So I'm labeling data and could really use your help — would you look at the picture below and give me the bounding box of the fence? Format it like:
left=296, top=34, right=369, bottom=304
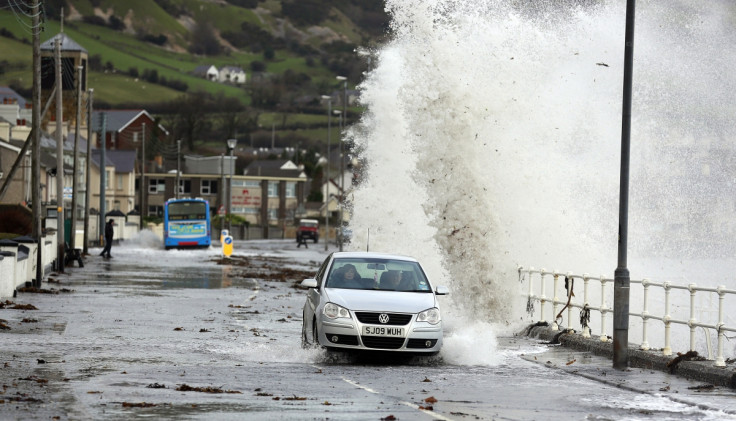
left=519, top=266, right=736, bottom=367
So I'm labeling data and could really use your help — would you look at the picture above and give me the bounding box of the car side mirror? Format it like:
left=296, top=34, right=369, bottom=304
left=301, top=279, right=318, bottom=288
left=435, top=286, right=449, bottom=295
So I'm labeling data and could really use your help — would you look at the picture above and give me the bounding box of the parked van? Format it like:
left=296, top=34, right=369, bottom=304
left=296, top=219, right=319, bottom=243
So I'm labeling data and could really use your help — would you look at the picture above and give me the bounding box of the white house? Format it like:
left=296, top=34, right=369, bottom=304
left=219, top=66, right=246, bottom=84
left=192, top=65, right=219, bottom=81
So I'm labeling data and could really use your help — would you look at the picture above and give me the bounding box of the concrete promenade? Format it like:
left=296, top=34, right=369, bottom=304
left=525, top=324, right=736, bottom=389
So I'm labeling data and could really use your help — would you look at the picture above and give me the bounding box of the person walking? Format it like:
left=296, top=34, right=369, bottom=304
left=100, top=219, right=114, bottom=258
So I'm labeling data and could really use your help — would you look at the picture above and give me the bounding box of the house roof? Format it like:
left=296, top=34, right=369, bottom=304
left=40, top=32, right=88, bottom=53
left=220, top=66, right=244, bottom=72
left=90, top=110, right=147, bottom=133
left=244, top=159, right=304, bottom=178
left=0, top=86, right=28, bottom=108
left=193, top=64, right=217, bottom=75
left=90, top=149, right=136, bottom=173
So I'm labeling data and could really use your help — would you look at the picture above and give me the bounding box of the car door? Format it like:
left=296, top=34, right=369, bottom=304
left=306, top=254, right=332, bottom=316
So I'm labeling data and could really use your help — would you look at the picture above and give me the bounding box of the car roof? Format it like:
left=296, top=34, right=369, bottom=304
left=331, top=252, right=419, bottom=263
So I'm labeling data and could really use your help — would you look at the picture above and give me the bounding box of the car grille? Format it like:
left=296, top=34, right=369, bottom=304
left=355, top=312, right=413, bottom=326
left=361, top=336, right=406, bottom=349
left=406, top=339, right=438, bottom=349
left=326, top=334, right=359, bottom=346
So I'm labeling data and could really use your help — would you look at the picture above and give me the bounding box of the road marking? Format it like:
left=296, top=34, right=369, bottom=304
left=340, top=375, right=455, bottom=421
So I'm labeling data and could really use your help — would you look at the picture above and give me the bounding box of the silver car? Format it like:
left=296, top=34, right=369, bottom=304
left=300, top=252, right=449, bottom=355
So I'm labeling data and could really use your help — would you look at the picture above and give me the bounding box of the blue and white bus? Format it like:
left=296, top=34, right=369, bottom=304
left=163, top=198, right=211, bottom=249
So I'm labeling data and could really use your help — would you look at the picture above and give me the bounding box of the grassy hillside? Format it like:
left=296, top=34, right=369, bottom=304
left=0, top=0, right=380, bottom=149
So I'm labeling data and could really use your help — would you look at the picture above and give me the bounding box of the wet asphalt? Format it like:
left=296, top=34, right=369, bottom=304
left=1, top=239, right=736, bottom=420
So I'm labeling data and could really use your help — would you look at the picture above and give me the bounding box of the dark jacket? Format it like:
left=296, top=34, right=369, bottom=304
left=105, top=221, right=114, bottom=240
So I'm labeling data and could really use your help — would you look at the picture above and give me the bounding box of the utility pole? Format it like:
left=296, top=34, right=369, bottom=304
left=613, top=0, right=636, bottom=370
left=70, top=65, right=82, bottom=252
left=139, top=122, right=146, bottom=229
left=31, top=0, right=42, bottom=287
left=83, top=89, right=93, bottom=255
left=55, top=37, right=65, bottom=273
left=99, top=112, right=107, bottom=246
left=336, top=76, right=347, bottom=251
left=176, top=139, right=181, bottom=199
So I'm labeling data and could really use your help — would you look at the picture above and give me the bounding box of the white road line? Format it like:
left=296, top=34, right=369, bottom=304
left=340, top=376, right=455, bottom=421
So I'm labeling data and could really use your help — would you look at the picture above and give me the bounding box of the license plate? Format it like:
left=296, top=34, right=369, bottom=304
left=362, top=325, right=404, bottom=337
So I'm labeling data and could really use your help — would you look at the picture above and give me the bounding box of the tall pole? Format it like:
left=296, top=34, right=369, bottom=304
left=31, top=0, right=42, bottom=287
left=613, top=0, right=636, bottom=370
left=228, top=147, right=234, bottom=232
left=70, top=65, right=82, bottom=251
left=55, top=37, right=65, bottom=273
left=176, top=139, right=181, bottom=199
left=337, top=76, right=347, bottom=251
left=99, top=112, right=107, bottom=246
left=139, top=122, right=146, bottom=229
left=220, top=152, right=225, bottom=236
left=83, top=89, right=93, bottom=255
left=322, top=96, right=332, bottom=252
left=226, top=139, right=237, bottom=232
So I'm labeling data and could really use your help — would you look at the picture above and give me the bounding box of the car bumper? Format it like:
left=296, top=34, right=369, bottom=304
left=316, top=314, right=443, bottom=353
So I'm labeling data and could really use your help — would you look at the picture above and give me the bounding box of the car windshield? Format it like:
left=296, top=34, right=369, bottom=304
left=326, top=257, right=432, bottom=292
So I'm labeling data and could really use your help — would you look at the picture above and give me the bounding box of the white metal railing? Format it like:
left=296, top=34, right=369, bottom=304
left=519, top=266, right=736, bottom=367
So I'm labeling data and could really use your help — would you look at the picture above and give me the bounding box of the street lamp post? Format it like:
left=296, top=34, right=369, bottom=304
left=336, top=76, right=347, bottom=252
left=176, top=139, right=181, bottom=199
left=226, top=138, right=237, bottom=233
left=321, top=95, right=332, bottom=251
left=333, top=109, right=343, bottom=251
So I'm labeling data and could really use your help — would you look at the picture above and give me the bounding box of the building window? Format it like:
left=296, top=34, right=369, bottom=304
left=148, top=205, right=163, bottom=217
left=201, top=179, right=218, bottom=195
left=286, top=182, right=296, bottom=198
left=117, top=175, right=123, bottom=190
left=267, top=208, right=278, bottom=220
left=178, top=179, right=191, bottom=195
left=245, top=180, right=260, bottom=187
left=114, top=200, right=120, bottom=211
left=268, top=181, right=278, bottom=198
left=149, top=179, right=165, bottom=193
left=105, top=170, right=112, bottom=189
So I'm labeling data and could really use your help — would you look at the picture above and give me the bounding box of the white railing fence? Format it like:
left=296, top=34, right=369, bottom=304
left=519, top=266, right=736, bottom=367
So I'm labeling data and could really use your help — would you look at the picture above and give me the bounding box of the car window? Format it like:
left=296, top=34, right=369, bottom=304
left=325, top=257, right=432, bottom=292
left=314, top=254, right=332, bottom=288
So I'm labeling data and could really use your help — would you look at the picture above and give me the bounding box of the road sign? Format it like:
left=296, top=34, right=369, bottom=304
left=218, top=205, right=225, bottom=215
left=222, top=235, right=233, bottom=257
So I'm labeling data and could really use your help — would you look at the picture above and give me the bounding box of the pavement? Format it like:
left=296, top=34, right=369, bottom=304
left=521, top=324, right=736, bottom=416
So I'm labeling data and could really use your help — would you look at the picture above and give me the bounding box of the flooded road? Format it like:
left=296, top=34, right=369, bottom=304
left=1, top=237, right=734, bottom=420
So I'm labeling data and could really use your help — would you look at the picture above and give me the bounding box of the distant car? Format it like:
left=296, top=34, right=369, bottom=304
left=296, top=219, right=319, bottom=243
left=300, top=252, right=449, bottom=355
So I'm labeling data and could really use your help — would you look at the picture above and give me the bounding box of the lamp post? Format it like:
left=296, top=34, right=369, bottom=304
left=333, top=109, right=343, bottom=251
left=336, top=76, right=347, bottom=251
left=321, top=95, right=332, bottom=251
left=226, top=138, right=237, bottom=233
left=175, top=139, right=181, bottom=199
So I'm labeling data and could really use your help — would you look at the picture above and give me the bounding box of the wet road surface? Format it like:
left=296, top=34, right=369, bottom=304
left=1, top=238, right=735, bottom=420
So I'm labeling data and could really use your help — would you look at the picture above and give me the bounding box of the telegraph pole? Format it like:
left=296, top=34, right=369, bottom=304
left=70, top=65, right=82, bottom=251
left=176, top=139, right=181, bottom=199
left=139, top=122, right=146, bottom=229
left=99, top=112, right=107, bottom=246
left=54, top=37, right=65, bottom=273
left=83, top=89, right=93, bottom=255
left=613, top=0, right=636, bottom=370
left=31, top=0, right=42, bottom=287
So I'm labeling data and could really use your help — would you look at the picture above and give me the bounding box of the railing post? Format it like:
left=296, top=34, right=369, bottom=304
left=539, top=269, right=547, bottom=323
left=526, top=267, right=535, bottom=317
left=663, top=281, right=672, bottom=356
left=600, top=276, right=608, bottom=342
left=566, top=272, right=574, bottom=331
left=640, top=278, right=650, bottom=350
left=552, top=272, right=560, bottom=331
left=688, top=283, right=697, bottom=352
left=582, top=273, right=591, bottom=338
left=715, top=285, right=726, bottom=367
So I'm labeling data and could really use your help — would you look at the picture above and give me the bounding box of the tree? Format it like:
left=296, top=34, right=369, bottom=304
left=188, top=21, right=221, bottom=56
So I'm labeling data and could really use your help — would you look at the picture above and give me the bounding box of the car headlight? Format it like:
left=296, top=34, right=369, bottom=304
left=323, top=303, right=351, bottom=320
left=416, top=308, right=441, bottom=325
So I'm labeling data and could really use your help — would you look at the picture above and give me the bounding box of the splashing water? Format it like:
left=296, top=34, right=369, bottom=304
left=348, top=0, right=736, bottom=326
